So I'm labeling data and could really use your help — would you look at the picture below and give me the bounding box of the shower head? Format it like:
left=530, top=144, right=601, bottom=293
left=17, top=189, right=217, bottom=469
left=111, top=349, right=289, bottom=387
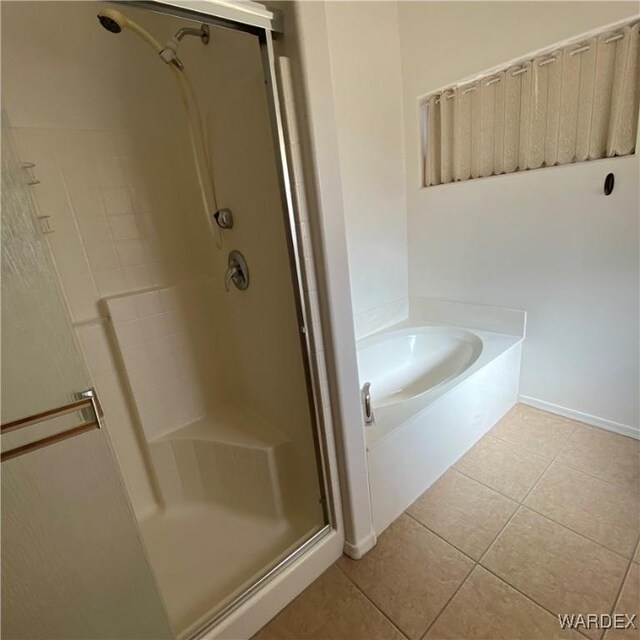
left=97, top=9, right=126, bottom=34
left=96, top=8, right=165, bottom=60
left=98, top=15, right=122, bottom=33
left=96, top=8, right=186, bottom=71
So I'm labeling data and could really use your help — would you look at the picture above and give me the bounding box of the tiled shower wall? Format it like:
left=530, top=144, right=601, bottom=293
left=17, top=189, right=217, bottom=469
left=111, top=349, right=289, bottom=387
left=13, top=124, right=210, bottom=516
left=15, top=126, right=202, bottom=321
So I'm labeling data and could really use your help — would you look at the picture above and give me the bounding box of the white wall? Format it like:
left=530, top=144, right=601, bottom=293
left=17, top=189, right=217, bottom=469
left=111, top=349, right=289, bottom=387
left=324, top=2, right=408, bottom=335
left=397, top=2, right=640, bottom=433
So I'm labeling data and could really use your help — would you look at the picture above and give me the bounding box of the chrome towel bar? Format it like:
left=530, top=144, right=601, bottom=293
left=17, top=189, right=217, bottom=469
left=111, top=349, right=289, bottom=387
left=1, top=391, right=102, bottom=462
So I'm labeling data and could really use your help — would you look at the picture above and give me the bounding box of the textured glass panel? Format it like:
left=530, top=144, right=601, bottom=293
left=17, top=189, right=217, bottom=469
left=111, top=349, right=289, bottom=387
left=1, top=112, right=91, bottom=424
left=1, top=111, right=172, bottom=640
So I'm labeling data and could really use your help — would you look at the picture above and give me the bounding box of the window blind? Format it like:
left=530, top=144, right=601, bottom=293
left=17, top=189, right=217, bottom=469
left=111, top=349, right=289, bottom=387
left=423, top=20, right=640, bottom=187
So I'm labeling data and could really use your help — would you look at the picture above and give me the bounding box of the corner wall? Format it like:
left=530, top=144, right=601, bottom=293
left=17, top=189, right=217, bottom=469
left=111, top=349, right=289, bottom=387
left=398, top=1, right=640, bottom=434
left=325, top=1, right=408, bottom=336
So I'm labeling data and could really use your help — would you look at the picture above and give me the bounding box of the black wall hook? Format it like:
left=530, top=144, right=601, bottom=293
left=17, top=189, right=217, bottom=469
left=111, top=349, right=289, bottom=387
left=604, top=173, right=615, bottom=196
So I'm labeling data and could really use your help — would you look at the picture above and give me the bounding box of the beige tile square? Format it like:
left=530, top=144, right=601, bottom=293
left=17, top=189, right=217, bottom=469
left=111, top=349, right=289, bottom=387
left=490, top=404, right=578, bottom=458
left=605, top=564, right=640, bottom=639
left=252, top=565, right=403, bottom=640
left=455, top=436, right=549, bottom=501
left=425, top=566, right=583, bottom=639
left=526, top=462, right=640, bottom=557
left=482, top=508, right=629, bottom=639
left=634, top=541, right=640, bottom=564
left=407, top=469, right=518, bottom=560
left=556, top=426, right=639, bottom=494
left=339, top=514, right=473, bottom=639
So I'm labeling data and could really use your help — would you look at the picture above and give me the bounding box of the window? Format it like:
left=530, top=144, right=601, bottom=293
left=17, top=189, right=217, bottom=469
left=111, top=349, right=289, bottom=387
left=422, top=19, right=640, bottom=187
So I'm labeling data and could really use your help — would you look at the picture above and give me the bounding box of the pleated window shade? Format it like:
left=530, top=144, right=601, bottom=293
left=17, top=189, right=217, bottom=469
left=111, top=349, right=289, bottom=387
left=423, top=20, right=640, bottom=187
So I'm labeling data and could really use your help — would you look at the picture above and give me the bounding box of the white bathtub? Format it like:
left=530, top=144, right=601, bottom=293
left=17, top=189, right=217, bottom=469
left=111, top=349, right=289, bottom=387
left=357, top=322, right=522, bottom=447
left=357, top=326, right=483, bottom=409
left=358, top=317, right=524, bottom=535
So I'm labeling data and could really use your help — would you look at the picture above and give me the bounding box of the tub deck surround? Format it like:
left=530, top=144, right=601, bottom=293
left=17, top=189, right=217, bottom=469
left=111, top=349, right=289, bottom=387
left=359, top=299, right=526, bottom=535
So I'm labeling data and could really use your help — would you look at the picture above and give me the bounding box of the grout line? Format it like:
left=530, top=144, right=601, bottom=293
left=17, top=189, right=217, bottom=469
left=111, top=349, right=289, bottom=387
left=463, top=424, right=636, bottom=638
left=408, top=510, right=589, bottom=640
left=404, top=511, right=479, bottom=563
left=516, top=504, right=634, bottom=561
left=335, top=562, right=411, bottom=640
left=601, top=532, right=640, bottom=640
left=416, top=433, right=562, bottom=636
left=487, top=424, right=578, bottom=460
left=455, top=456, right=638, bottom=519
left=453, top=466, right=528, bottom=503
left=477, top=438, right=570, bottom=564
left=479, top=441, right=636, bottom=558
left=419, top=562, right=476, bottom=640
left=551, top=459, right=640, bottom=496
left=406, top=507, right=591, bottom=639
left=451, top=467, right=633, bottom=563
left=475, top=562, right=591, bottom=640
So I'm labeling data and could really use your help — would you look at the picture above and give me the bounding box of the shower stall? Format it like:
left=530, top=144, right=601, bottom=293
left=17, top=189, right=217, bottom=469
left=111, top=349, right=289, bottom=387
left=1, top=1, right=336, bottom=637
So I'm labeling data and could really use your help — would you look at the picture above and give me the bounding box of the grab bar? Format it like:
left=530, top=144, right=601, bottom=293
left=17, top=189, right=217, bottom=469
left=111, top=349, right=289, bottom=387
left=361, top=382, right=375, bottom=426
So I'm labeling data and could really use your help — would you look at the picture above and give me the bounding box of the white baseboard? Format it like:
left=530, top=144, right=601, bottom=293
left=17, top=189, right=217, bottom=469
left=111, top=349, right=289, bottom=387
left=519, top=396, right=639, bottom=440
left=343, top=531, right=377, bottom=559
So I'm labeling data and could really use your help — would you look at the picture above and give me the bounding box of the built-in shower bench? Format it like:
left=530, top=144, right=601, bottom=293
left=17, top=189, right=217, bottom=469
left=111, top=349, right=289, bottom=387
left=103, top=286, right=295, bottom=519
left=150, top=407, right=293, bottom=519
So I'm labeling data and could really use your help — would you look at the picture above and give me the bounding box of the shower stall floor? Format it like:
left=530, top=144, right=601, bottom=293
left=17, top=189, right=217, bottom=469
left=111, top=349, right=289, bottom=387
left=140, top=502, right=321, bottom=636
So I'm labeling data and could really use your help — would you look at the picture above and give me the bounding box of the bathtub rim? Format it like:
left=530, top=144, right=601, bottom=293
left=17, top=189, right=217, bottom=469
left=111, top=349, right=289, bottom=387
left=356, top=325, right=484, bottom=409
left=358, top=320, right=524, bottom=448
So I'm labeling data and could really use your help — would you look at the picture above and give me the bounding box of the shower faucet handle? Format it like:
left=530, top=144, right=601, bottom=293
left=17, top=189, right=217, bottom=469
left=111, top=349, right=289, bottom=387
left=225, top=250, right=249, bottom=292
left=224, top=265, right=239, bottom=292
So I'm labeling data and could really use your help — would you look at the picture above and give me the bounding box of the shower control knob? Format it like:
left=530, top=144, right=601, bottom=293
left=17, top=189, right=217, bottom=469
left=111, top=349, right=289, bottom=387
left=224, top=250, right=249, bottom=292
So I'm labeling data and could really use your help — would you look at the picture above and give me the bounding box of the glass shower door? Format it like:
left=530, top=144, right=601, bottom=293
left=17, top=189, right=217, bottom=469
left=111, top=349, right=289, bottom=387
left=1, top=114, right=172, bottom=639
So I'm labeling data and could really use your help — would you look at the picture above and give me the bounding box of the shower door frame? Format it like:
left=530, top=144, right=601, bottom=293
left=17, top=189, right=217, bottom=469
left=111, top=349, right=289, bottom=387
left=120, top=1, right=339, bottom=636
